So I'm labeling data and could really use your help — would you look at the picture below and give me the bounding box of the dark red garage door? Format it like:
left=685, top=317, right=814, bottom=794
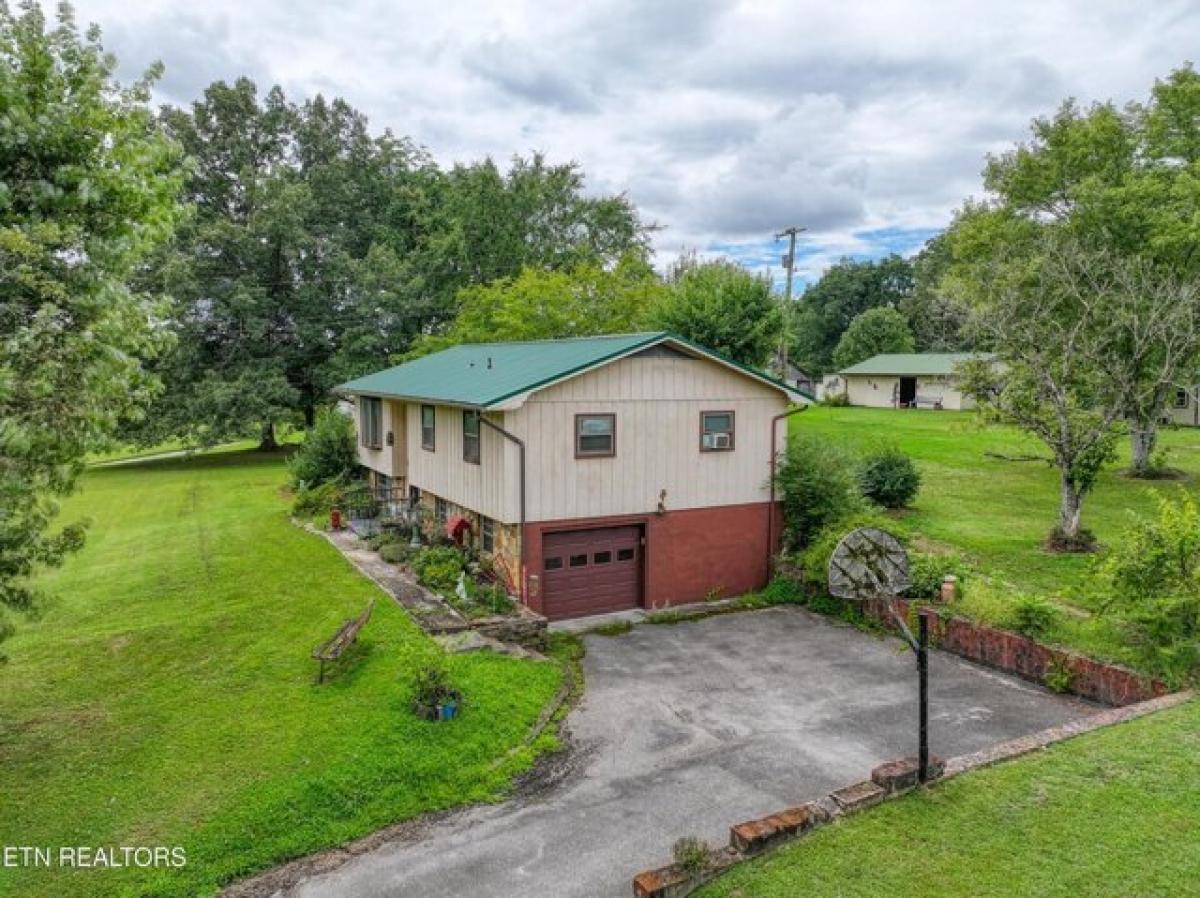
left=541, top=526, right=642, bottom=619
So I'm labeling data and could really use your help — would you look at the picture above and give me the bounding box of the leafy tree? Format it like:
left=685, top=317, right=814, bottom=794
left=775, top=431, right=864, bottom=549
left=288, top=407, right=357, bottom=488
left=971, top=65, right=1200, bottom=475
left=408, top=254, right=665, bottom=355
left=832, top=306, right=915, bottom=370
left=649, top=258, right=779, bottom=366
left=134, top=84, right=650, bottom=447
left=0, top=1, right=182, bottom=645
left=955, top=235, right=1197, bottom=548
left=899, top=234, right=971, bottom=352
left=792, top=254, right=913, bottom=374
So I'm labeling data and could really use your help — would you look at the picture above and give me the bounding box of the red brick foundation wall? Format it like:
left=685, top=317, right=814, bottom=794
left=522, top=502, right=783, bottom=618
left=862, top=597, right=1167, bottom=707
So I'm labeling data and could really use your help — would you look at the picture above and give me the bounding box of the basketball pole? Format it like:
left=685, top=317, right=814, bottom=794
left=918, top=612, right=929, bottom=783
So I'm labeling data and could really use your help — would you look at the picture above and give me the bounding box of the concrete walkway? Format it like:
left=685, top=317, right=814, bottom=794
left=287, top=606, right=1095, bottom=898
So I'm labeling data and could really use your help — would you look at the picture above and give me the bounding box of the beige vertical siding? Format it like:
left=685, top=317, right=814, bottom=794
left=403, top=403, right=519, bottom=522
left=1166, top=387, right=1199, bottom=426
left=355, top=397, right=407, bottom=477
left=505, top=354, right=789, bottom=522
left=844, top=374, right=973, bottom=410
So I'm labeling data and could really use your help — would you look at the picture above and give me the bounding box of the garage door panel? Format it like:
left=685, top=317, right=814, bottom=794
left=542, top=525, right=641, bottom=619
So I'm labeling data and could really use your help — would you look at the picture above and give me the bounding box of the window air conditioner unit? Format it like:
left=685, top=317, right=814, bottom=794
left=705, top=432, right=731, bottom=449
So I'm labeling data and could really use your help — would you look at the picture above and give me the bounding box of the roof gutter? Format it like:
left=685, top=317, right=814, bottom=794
left=476, top=414, right=528, bottom=605
left=766, top=404, right=810, bottom=578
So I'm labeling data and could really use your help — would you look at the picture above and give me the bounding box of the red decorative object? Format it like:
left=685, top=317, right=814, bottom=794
left=446, top=515, right=472, bottom=546
left=330, top=509, right=342, bottom=531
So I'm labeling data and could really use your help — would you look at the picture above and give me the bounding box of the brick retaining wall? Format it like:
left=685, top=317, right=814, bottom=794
left=860, top=596, right=1165, bottom=707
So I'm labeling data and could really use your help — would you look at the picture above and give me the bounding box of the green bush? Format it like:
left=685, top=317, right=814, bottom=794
left=776, top=432, right=865, bottom=548
left=1003, top=594, right=1061, bottom=638
left=288, top=407, right=358, bottom=488
left=672, top=837, right=714, bottom=875
left=907, top=552, right=966, bottom=599
left=799, top=511, right=898, bottom=591
left=1093, top=494, right=1200, bottom=683
left=379, top=542, right=416, bottom=565
left=857, top=444, right=921, bottom=509
left=820, top=391, right=850, bottom=407
left=412, top=546, right=467, bottom=593
left=291, top=479, right=345, bottom=517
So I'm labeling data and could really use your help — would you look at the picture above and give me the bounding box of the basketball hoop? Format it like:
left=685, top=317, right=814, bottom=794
left=829, top=527, right=932, bottom=783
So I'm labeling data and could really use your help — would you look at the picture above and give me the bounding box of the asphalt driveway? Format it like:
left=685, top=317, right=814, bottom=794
left=289, top=606, right=1096, bottom=898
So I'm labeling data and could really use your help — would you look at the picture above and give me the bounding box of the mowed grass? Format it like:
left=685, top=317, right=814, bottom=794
left=793, top=407, right=1200, bottom=666
left=696, top=697, right=1200, bottom=898
left=0, top=450, right=563, bottom=898
left=796, top=407, right=1200, bottom=595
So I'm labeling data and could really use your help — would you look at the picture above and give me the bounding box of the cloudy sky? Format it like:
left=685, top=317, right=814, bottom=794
left=65, top=0, right=1199, bottom=286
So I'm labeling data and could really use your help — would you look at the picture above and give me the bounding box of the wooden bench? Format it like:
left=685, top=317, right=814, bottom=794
left=312, top=599, right=374, bottom=683
left=911, top=394, right=944, bottom=410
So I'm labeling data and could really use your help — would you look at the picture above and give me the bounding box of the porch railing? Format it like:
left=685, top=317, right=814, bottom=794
left=341, top=482, right=416, bottom=536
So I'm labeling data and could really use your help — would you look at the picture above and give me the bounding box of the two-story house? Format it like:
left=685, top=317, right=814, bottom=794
left=337, top=332, right=810, bottom=619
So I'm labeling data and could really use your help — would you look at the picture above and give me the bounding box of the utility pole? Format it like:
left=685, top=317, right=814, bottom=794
left=775, top=226, right=805, bottom=377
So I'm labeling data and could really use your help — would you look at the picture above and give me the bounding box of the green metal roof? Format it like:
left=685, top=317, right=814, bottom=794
left=838, top=352, right=992, bottom=377
left=336, top=332, right=811, bottom=408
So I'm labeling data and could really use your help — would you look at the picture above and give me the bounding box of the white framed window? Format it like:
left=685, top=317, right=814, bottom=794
left=1174, top=388, right=1190, bottom=409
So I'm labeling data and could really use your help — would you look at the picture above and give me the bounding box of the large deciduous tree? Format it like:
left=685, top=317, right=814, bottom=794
left=650, top=258, right=780, bottom=366
left=0, top=1, right=182, bottom=642
left=407, top=254, right=665, bottom=355
left=832, top=306, right=915, bottom=370
left=956, top=235, right=1199, bottom=548
left=791, top=254, right=913, bottom=374
left=974, top=65, right=1200, bottom=475
left=134, top=81, right=649, bottom=447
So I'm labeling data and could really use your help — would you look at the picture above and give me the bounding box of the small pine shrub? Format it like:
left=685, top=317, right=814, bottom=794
left=857, top=444, right=921, bottom=509
left=821, top=392, right=851, bottom=407
left=1003, top=594, right=1061, bottom=639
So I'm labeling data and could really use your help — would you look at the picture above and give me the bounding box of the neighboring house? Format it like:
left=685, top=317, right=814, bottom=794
left=337, top=332, right=810, bottom=620
left=1165, top=385, right=1200, bottom=427
left=825, top=353, right=990, bottom=410
left=769, top=349, right=816, bottom=397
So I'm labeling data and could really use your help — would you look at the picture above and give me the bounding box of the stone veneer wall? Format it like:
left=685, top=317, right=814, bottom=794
left=861, top=596, right=1166, bottom=707
left=414, top=488, right=523, bottom=599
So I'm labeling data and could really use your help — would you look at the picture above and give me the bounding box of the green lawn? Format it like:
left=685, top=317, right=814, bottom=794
left=696, top=697, right=1200, bottom=898
left=795, top=407, right=1200, bottom=665
left=0, top=450, right=563, bottom=898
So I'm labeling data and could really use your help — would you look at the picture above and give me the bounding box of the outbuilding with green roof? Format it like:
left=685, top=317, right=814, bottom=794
left=822, top=352, right=993, bottom=410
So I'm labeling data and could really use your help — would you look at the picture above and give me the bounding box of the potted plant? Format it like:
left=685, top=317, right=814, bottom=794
left=411, top=662, right=462, bottom=722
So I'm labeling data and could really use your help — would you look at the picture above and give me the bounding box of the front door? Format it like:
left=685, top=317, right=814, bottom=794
left=899, top=377, right=917, bottom=407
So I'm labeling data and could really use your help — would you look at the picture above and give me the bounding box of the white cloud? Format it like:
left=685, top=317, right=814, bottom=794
left=63, top=0, right=1200, bottom=276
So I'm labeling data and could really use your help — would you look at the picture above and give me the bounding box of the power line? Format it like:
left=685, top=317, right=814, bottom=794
left=775, top=226, right=806, bottom=377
